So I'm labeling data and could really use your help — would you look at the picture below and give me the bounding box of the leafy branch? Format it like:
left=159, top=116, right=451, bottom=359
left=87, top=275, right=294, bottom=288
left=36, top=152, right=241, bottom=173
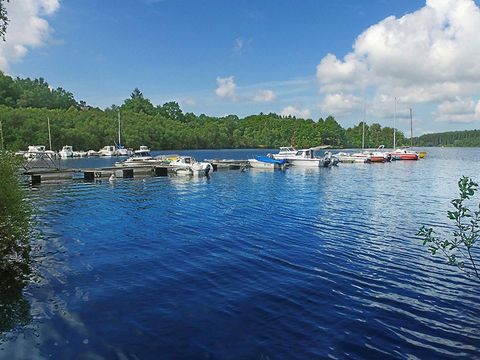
left=0, top=0, right=9, bottom=41
left=418, top=176, right=480, bottom=281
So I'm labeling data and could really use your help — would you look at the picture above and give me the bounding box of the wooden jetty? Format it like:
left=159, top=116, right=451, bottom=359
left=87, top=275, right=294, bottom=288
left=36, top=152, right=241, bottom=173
left=24, top=165, right=172, bottom=184
left=205, top=159, right=249, bottom=170
left=23, top=159, right=250, bottom=184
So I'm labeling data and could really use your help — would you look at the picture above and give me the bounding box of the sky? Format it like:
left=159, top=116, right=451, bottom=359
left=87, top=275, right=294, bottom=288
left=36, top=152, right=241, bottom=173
left=1, top=0, right=480, bottom=135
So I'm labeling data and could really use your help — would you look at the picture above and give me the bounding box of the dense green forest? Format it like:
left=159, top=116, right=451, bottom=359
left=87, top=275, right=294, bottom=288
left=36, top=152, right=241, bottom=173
left=414, top=130, right=480, bottom=147
left=0, top=71, right=407, bottom=150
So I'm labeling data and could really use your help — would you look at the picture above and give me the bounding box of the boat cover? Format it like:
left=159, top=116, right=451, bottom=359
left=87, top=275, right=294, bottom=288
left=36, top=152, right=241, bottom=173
left=255, top=156, right=286, bottom=165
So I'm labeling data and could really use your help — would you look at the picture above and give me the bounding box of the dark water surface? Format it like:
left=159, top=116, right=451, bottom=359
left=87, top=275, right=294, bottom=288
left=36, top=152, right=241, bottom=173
left=2, top=148, right=480, bottom=359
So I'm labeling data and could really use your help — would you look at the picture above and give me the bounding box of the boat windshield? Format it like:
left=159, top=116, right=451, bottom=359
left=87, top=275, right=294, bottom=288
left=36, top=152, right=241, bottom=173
left=134, top=151, right=150, bottom=157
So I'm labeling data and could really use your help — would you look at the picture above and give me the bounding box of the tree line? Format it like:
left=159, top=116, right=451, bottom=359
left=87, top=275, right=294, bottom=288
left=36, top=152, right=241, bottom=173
left=0, top=71, right=407, bottom=151
left=414, top=130, right=480, bottom=147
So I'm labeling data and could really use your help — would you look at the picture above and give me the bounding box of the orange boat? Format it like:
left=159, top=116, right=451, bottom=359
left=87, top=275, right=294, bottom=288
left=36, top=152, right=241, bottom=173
left=391, top=149, right=419, bottom=160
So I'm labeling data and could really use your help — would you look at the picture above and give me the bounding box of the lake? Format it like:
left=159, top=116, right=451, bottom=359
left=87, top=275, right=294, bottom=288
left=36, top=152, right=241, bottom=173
left=1, top=148, right=480, bottom=359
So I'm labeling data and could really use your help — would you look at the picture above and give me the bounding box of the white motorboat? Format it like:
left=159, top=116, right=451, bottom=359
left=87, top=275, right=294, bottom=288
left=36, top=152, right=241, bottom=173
left=170, top=156, right=213, bottom=176
left=137, top=145, right=150, bottom=153
left=73, top=150, right=88, bottom=157
left=115, top=147, right=134, bottom=156
left=283, top=148, right=322, bottom=167
left=59, top=145, right=74, bottom=158
left=271, top=146, right=297, bottom=160
left=114, top=147, right=154, bottom=167
left=334, top=152, right=368, bottom=163
left=98, top=145, right=116, bottom=156
left=24, top=145, right=47, bottom=159
left=23, top=145, right=57, bottom=161
left=87, top=150, right=100, bottom=157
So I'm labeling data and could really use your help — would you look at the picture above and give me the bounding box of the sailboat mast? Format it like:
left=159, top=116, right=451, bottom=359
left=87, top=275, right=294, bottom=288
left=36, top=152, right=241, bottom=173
left=393, top=97, right=397, bottom=149
left=362, top=100, right=366, bottom=150
left=117, top=110, right=121, bottom=147
left=47, top=117, right=52, bottom=150
left=410, top=108, right=413, bottom=147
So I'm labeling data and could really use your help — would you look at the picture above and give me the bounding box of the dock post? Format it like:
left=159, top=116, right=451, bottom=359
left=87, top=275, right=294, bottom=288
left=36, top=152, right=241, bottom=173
left=84, top=171, right=95, bottom=181
left=154, top=167, right=168, bottom=177
left=123, top=169, right=134, bottom=178
left=31, top=175, right=41, bottom=185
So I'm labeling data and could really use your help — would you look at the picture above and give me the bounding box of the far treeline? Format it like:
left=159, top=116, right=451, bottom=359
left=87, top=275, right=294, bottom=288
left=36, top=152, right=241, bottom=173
left=414, top=130, right=480, bottom=147
left=0, top=71, right=409, bottom=150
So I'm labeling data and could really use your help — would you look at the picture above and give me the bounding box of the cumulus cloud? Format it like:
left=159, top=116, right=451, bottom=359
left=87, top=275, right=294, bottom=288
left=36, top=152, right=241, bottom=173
left=436, top=97, right=480, bottom=122
left=215, top=76, right=237, bottom=100
left=316, top=0, right=480, bottom=105
left=0, top=0, right=60, bottom=71
left=253, top=89, right=276, bottom=102
left=280, top=106, right=311, bottom=119
left=319, top=93, right=363, bottom=116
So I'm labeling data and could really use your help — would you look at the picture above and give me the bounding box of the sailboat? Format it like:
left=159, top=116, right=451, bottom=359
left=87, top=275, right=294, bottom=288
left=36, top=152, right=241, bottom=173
left=115, top=111, right=133, bottom=156
left=350, top=101, right=390, bottom=163
left=390, top=105, right=419, bottom=160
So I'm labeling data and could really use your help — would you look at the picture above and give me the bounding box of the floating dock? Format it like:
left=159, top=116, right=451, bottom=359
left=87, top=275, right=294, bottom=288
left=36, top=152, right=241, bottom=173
left=24, top=165, right=173, bottom=184
left=22, top=159, right=250, bottom=184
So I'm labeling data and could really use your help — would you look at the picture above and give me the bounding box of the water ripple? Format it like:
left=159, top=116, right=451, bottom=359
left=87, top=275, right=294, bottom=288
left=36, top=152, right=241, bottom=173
left=2, top=148, right=480, bottom=359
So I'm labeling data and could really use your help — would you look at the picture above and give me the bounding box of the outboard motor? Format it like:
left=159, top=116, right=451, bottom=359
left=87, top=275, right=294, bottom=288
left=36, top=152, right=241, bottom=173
left=205, top=163, right=213, bottom=176
left=323, top=151, right=332, bottom=167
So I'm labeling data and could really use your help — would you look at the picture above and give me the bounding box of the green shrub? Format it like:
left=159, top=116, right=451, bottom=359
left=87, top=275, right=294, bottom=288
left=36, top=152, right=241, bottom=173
left=418, top=176, right=479, bottom=281
left=0, top=151, right=31, bottom=287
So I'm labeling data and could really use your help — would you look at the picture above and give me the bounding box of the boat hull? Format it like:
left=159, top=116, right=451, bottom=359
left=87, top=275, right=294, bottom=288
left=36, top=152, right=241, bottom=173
left=248, top=159, right=275, bottom=169
left=286, top=158, right=321, bottom=167
left=394, top=153, right=418, bottom=160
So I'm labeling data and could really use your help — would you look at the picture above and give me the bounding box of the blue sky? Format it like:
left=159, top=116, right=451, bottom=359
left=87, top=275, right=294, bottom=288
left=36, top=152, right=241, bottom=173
left=2, top=0, right=480, bottom=135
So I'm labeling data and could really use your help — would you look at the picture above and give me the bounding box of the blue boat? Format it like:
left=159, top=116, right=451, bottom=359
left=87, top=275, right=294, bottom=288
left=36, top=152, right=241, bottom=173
left=248, top=156, right=286, bottom=169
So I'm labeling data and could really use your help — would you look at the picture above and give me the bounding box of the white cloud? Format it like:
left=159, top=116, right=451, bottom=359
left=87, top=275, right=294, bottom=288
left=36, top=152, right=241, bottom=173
left=316, top=0, right=480, bottom=105
left=280, top=106, right=311, bottom=119
left=215, top=76, right=237, bottom=100
left=436, top=97, right=480, bottom=122
left=319, top=93, right=363, bottom=116
left=253, top=89, right=276, bottom=102
left=232, top=37, right=252, bottom=55
left=0, top=0, right=60, bottom=71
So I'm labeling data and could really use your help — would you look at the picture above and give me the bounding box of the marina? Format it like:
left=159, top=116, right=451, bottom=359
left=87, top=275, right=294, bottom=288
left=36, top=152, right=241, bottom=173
left=2, top=0, right=480, bottom=358
left=21, top=146, right=427, bottom=184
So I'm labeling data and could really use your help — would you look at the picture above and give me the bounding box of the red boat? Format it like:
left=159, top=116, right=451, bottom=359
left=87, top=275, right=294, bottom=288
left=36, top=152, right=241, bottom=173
left=391, top=149, right=419, bottom=160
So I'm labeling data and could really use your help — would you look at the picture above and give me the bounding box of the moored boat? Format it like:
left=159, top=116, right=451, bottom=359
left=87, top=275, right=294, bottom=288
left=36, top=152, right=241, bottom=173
left=390, top=148, right=419, bottom=160
left=115, top=147, right=134, bottom=156
left=271, top=146, right=297, bottom=160
left=334, top=152, right=368, bottom=163
left=115, top=146, right=154, bottom=167
left=248, top=156, right=286, bottom=170
left=283, top=148, right=322, bottom=167
left=170, top=156, right=213, bottom=176
left=87, top=150, right=100, bottom=157
left=59, top=145, right=74, bottom=158
left=98, top=145, right=116, bottom=157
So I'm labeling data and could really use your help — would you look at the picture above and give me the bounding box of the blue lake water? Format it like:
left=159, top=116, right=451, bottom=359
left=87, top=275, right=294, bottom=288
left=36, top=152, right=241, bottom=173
left=1, top=148, right=480, bottom=359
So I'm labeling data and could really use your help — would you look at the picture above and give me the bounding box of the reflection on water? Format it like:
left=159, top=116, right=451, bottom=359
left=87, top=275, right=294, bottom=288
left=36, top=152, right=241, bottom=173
left=2, top=148, right=480, bottom=359
left=0, top=275, right=31, bottom=340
